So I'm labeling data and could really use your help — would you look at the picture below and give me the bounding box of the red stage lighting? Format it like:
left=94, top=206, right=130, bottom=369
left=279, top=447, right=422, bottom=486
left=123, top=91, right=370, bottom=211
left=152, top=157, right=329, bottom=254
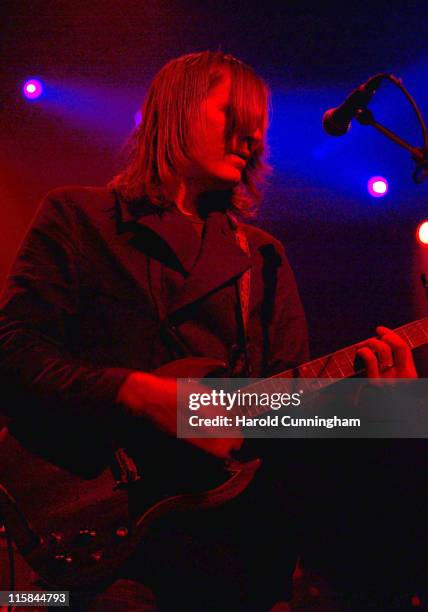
left=416, top=220, right=428, bottom=246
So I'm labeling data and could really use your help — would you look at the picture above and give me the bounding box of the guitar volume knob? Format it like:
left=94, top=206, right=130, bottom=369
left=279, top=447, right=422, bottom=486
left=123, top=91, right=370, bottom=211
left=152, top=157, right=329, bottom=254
left=72, top=528, right=97, bottom=547
left=115, top=526, right=129, bottom=538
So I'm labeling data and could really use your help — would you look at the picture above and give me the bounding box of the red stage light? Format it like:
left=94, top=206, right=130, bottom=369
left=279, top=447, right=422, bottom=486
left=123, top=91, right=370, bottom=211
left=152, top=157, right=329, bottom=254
left=416, top=220, right=428, bottom=246
left=411, top=594, right=421, bottom=607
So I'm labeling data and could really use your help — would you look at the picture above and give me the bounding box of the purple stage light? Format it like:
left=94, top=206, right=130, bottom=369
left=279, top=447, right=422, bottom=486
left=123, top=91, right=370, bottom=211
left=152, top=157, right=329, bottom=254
left=367, top=176, right=388, bottom=198
left=134, top=109, right=142, bottom=127
left=23, top=79, right=43, bottom=100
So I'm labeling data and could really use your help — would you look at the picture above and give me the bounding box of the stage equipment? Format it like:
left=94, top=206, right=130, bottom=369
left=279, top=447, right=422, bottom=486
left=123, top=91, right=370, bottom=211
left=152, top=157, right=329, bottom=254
left=323, top=73, right=428, bottom=184
left=23, top=79, right=43, bottom=100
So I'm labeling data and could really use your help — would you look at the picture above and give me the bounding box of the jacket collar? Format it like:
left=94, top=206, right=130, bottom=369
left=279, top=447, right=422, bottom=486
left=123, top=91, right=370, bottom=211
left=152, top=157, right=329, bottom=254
left=115, top=193, right=198, bottom=273
left=167, top=210, right=250, bottom=315
left=114, top=191, right=252, bottom=315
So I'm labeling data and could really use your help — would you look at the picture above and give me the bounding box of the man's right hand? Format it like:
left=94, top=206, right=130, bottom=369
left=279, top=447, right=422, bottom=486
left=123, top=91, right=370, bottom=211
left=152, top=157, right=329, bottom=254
left=116, top=371, right=242, bottom=459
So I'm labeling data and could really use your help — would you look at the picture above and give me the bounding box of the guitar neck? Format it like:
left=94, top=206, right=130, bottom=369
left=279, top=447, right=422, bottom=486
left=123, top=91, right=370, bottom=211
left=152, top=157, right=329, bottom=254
left=238, top=318, right=428, bottom=419
left=293, top=317, right=428, bottom=379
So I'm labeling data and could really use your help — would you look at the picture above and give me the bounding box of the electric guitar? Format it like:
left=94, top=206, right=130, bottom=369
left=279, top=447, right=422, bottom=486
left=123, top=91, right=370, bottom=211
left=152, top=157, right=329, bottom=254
left=0, top=317, right=427, bottom=589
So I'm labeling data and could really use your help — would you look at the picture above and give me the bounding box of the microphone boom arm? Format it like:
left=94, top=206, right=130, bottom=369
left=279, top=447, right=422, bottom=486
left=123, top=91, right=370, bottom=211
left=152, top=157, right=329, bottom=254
left=325, top=73, right=428, bottom=183
left=356, top=107, right=428, bottom=183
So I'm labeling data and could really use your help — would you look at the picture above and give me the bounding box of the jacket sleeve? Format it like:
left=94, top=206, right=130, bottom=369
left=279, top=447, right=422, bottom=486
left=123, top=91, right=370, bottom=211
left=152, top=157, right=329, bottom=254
left=0, top=190, right=133, bottom=421
left=264, top=241, right=309, bottom=375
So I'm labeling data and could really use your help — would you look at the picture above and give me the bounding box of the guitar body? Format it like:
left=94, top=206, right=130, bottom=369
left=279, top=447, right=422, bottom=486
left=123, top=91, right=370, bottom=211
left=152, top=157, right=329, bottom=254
left=0, top=357, right=261, bottom=589
left=1, top=315, right=427, bottom=589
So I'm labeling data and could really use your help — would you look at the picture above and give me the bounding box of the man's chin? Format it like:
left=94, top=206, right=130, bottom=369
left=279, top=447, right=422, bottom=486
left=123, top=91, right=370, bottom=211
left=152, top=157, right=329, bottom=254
left=191, top=170, right=242, bottom=192
left=210, top=173, right=242, bottom=189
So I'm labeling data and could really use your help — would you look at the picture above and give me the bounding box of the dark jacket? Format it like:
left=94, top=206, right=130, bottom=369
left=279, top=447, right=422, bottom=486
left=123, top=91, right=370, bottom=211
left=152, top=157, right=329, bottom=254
left=0, top=186, right=309, bottom=604
left=0, top=186, right=308, bottom=429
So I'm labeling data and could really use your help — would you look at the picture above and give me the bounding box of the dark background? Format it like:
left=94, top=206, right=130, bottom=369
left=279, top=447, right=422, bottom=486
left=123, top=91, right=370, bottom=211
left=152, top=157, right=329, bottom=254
left=1, top=2, right=428, bottom=603
left=1, top=0, right=427, bottom=368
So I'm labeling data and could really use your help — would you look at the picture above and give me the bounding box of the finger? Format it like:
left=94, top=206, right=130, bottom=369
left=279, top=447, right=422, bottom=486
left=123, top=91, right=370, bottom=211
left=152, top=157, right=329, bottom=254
left=356, top=347, right=380, bottom=378
left=363, top=338, right=394, bottom=372
left=376, top=326, right=409, bottom=370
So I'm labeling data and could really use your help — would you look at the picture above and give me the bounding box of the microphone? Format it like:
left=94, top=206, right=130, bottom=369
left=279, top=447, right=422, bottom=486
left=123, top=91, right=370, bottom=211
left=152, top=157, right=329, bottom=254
left=322, top=74, right=385, bottom=136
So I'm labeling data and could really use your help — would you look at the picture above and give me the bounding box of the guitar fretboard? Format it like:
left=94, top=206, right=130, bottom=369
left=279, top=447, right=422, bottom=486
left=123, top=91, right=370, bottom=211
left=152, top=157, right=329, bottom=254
left=235, top=318, right=428, bottom=419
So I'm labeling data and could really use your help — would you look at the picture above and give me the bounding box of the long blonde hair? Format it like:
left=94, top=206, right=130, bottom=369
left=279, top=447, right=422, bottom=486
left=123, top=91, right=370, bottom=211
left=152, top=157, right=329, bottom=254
left=110, top=51, right=271, bottom=216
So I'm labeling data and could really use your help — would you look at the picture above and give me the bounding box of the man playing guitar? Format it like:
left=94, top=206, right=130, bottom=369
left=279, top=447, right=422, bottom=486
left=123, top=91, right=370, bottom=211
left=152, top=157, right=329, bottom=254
left=0, top=51, right=419, bottom=611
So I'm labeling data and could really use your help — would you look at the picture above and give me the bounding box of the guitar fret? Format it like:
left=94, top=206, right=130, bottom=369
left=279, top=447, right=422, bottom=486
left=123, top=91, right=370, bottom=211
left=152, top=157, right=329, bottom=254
left=299, top=363, right=314, bottom=377
left=345, top=347, right=358, bottom=363
left=334, top=350, right=355, bottom=375
left=402, top=327, right=420, bottom=346
left=323, top=361, right=341, bottom=378
left=311, top=358, right=332, bottom=378
left=331, top=355, right=345, bottom=377
left=272, top=379, right=282, bottom=393
left=397, top=319, right=428, bottom=349
left=239, top=317, right=428, bottom=420
left=400, top=326, right=412, bottom=346
left=407, top=322, right=428, bottom=345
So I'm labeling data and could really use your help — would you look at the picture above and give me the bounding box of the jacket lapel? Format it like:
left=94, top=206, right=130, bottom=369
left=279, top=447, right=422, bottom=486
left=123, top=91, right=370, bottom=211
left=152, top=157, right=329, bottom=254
left=113, top=193, right=252, bottom=316
left=135, top=208, right=201, bottom=274
left=168, top=211, right=251, bottom=315
left=114, top=195, right=200, bottom=274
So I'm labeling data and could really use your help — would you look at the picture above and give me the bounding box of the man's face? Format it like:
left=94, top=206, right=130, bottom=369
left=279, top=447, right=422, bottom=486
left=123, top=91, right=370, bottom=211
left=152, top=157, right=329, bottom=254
left=184, top=72, right=262, bottom=189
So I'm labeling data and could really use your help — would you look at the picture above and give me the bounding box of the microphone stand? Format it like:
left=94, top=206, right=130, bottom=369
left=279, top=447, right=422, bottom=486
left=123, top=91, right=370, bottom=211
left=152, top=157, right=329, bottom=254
left=354, top=74, right=428, bottom=184
left=353, top=75, right=428, bottom=312
left=356, top=108, right=428, bottom=183
left=421, top=274, right=428, bottom=302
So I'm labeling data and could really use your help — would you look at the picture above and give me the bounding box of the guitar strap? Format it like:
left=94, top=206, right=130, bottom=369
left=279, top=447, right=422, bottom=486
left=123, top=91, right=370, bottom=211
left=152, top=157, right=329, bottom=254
left=235, top=226, right=251, bottom=334
left=231, top=226, right=252, bottom=377
left=112, top=447, right=140, bottom=489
